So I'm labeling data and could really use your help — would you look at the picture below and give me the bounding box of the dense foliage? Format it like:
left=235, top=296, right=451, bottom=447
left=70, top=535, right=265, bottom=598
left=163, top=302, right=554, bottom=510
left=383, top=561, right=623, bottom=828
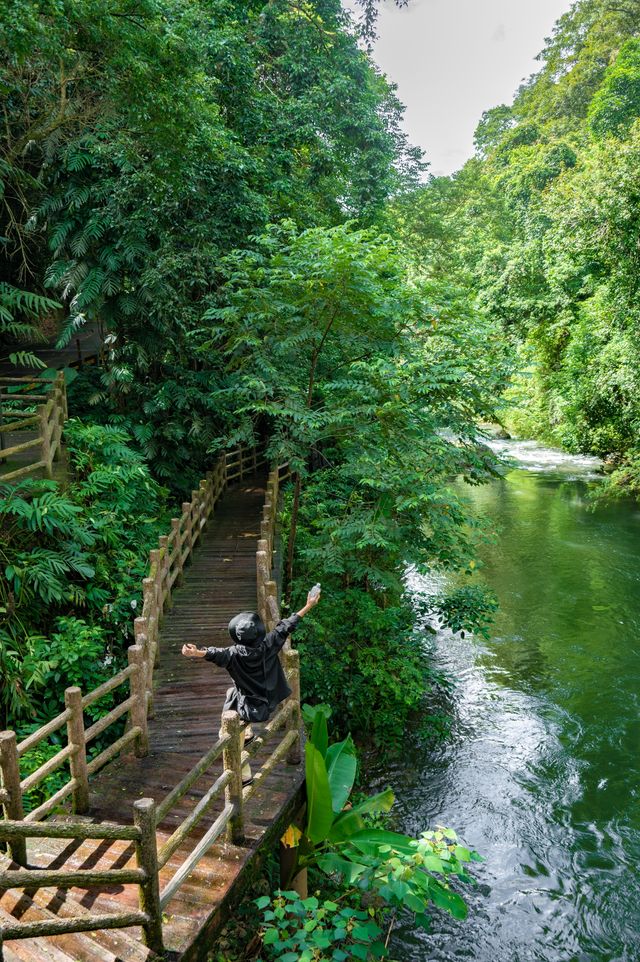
left=1, top=0, right=421, bottom=489
left=205, top=222, right=503, bottom=742
left=392, top=0, right=640, bottom=496
left=253, top=707, right=480, bottom=961
left=0, top=423, right=169, bottom=729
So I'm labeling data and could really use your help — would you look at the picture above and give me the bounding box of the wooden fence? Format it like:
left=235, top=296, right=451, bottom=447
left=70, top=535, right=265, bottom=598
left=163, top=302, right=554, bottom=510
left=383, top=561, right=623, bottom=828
left=0, top=445, right=302, bottom=956
left=256, top=462, right=292, bottom=637
left=0, top=373, right=67, bottom=483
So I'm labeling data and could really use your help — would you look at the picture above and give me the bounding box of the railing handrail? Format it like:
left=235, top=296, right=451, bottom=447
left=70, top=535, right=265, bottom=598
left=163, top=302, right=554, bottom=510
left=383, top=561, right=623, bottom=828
left=0, top=444, right=303, bottom=957
left=0, top=442, right=265, bottom=837
left=0, top=370, right=67, bottom=483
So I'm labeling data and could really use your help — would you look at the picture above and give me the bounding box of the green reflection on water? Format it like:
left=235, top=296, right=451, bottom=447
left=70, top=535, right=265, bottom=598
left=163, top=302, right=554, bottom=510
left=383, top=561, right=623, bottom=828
left=466, top=469, right=640, bottom=825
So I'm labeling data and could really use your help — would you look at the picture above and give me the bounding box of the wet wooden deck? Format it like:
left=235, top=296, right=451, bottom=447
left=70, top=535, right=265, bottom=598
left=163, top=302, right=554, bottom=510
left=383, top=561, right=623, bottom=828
left=0, top=481, right=305, bottom=961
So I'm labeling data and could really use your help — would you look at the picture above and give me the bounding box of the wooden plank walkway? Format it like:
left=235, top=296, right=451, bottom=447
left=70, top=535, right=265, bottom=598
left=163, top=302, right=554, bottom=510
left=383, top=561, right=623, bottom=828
left=0, top=480, right=305, bottom=962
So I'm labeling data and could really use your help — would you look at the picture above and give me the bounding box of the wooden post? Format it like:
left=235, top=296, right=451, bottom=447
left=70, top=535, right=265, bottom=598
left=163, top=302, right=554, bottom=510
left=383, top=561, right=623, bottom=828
left=158, top=536, right=171, bottom=609
left=60, top=373, right=68, bottom=420
left=128, top=646, right=149, bottom=757
left=64, top=687, right=90, bottom=814
left=199, top=480, right=209, bottom=529
left=134, top=617, right=154, bottom=718
left=171, top=518, right=184, bottom=586
left=221, top=711, right=244, bottom=844
left=38, top=403, right=53, bottom=479
left=182, top=501, right=194, bottom=563
left=284, top=649, right=302, bottom=765
left=265, top=580, right=279, bottom=633
left=0, top=732, right=26, bottom=865
left=142, top=577, right=155, bottom=618
left=256, top=546, right=268, bottom=622
left=149, top=549, right=162, bottom=618
left=133, top=798, right=164, bottom=954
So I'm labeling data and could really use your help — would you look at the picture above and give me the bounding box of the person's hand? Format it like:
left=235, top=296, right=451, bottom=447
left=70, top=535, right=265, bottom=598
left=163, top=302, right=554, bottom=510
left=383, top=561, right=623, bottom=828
left=182, top=644, right=205, bottom=658
left=306, top=589, right=321, bottom=608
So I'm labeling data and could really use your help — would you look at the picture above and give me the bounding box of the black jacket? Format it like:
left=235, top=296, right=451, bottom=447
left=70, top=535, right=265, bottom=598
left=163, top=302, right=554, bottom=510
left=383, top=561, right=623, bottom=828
left=204, top=614, right=299, bottom=716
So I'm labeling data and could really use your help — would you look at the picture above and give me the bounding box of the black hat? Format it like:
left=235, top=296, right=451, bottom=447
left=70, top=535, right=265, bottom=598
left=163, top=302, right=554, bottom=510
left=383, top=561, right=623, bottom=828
left=228, top=612, right=266, bottom=645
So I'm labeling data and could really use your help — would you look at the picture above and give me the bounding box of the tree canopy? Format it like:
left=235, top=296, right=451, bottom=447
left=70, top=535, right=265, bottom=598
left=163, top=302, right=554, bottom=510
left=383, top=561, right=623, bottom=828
left=391, top=0, right=640, bottom=496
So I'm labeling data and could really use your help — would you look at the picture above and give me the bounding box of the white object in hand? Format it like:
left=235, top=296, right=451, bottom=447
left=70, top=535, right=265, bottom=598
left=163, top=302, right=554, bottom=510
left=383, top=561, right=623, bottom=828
left=309, top=583, right=321, bottom=600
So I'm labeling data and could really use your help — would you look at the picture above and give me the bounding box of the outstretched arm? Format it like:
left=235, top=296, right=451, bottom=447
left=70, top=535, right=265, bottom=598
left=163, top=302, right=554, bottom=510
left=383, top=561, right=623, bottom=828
left=296, top=588, right=321, bottom=618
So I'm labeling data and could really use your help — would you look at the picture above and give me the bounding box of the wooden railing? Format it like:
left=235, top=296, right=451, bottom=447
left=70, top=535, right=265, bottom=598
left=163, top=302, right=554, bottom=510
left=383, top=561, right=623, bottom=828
left=0, top=447, right=302, bottom=955
left=0, top=373, right=67, bottom=482
left=0, top=445, right=266, bottom=852
left=256, top=462, right=291, bottom=636
left=0, top=666, right=301, bottom=954
left=0, top=801, right=161, bottom=951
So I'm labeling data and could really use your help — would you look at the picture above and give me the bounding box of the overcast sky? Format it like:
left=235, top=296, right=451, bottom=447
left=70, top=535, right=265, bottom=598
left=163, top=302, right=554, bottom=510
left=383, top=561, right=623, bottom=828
left=347, top=0, right=574, bottom=175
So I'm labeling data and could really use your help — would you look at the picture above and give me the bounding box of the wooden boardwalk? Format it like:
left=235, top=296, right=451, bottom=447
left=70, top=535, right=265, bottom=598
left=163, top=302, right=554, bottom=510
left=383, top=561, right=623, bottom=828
left=0, top=480, right=304, bottom=961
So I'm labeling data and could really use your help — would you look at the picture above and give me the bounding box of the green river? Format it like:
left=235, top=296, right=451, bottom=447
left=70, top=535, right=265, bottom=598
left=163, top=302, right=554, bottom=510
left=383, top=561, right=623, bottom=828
left=370, top=439, right=640, bottom=962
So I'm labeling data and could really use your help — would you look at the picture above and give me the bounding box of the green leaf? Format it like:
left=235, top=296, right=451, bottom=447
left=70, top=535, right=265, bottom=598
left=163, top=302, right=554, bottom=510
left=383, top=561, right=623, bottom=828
left=350, top=944, right=369, bottom=960
left=347, top=828, right=416, bottom=856
left=263, top=927, right=279, bottom=945
left=304, top=741, right=334, bottom=844
left=255, top=895, right=270, bottom=910
left=310, top=708, right=328, bottom=757
left=343, top=787, right=395, bottom=818
left=428, top=879, right=468, bottom=919
left=404, top=892, right=426, bottom=913
left=454, top=845, right=472, bottom=861
left=327, top=809, right=365, bottom=842
left=317, top=852, right=367, bottom=883
left=325, top=735, right=357, bottom=813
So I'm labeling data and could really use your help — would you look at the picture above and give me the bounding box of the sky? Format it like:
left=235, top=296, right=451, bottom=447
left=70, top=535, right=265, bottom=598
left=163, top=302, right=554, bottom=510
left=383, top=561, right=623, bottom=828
left=347, top=0, right=574, bottom=175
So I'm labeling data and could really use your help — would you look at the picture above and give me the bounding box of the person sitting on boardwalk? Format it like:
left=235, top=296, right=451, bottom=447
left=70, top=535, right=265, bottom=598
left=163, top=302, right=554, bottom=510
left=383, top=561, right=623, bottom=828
left=181, top=588, right=321, bottom=784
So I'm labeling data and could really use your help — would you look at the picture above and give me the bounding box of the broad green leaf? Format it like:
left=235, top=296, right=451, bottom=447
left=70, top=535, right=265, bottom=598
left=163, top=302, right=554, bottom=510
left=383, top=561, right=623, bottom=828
left=340, top=788, right=395, bottom=819
left=325, top=735, right=357, bottom=813
left=310, top=709, right=328, bottom=757
left=347, top=828, right=416, bottom=856
left=304, top=741, right=334, bottom=843
left=327, top=809, right=365, bottom=842
left=317, top=852, right=367, bottom=883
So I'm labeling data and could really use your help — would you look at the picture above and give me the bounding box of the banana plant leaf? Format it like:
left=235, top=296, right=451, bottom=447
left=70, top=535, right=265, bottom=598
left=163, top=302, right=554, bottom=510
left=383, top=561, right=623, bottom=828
left=345, top=828, right=417, bottom=857
left=310, top=708, right=328, bottom=758
left=327, top=809, right=366, bottom=843
left=325, top=735, right=357, bottom=813
left=317, top=852, right=367, bottom=883
left=304, top=741, right=334, bottom=844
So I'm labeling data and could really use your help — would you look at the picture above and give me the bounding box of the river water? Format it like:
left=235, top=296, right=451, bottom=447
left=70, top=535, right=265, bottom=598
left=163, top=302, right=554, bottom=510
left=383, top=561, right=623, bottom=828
left=369, top=439, right=640, bottom=962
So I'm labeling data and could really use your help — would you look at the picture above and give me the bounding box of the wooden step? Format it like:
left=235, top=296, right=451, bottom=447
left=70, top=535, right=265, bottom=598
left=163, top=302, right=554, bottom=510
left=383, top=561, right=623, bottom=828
left=0, top=886, right=155, bottom=962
